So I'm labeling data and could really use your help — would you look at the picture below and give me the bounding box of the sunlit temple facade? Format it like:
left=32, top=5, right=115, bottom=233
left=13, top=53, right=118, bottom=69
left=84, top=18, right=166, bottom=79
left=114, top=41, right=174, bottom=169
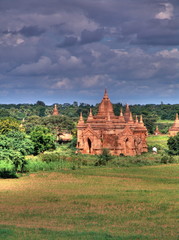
left=77, top=90, right=148, bottom=156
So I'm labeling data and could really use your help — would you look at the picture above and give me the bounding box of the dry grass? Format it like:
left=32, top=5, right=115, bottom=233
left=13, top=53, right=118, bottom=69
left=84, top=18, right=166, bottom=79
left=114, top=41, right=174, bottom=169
left=0, top=165, right=178, bottom=239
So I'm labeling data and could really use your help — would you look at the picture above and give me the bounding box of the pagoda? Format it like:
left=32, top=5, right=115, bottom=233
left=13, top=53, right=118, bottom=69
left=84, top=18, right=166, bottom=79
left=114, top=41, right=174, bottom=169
left=77, top=90, right=148, bottom=156
left=154, top=125, right=161, bottom=135
left=52, top=104, right=59, bottom=116
left=169, top=113, right=179, bottom=136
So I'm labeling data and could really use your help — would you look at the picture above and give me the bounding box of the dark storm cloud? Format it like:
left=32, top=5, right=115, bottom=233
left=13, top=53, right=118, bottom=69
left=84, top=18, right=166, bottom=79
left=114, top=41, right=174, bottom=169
left=0, top=0, right=179, bottom=104
left=80, top=29, right=104, bottom=44
left=58, top=36, right=78, bottom=48
left=19, top=26, right=46, bottom=37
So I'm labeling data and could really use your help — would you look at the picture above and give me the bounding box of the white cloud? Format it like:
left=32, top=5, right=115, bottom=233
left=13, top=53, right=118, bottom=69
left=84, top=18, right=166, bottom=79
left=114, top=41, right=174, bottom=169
left=57, top=51, right=83, bottom=69
left=81, top=74, right=111, bottom=88
left=155, top=3, right=174, bottom=20
left=156, top=48, right=179, bottom=59
left=0, top=33, right=24, bottom=46
left=51, top=78, right=72, bottom=89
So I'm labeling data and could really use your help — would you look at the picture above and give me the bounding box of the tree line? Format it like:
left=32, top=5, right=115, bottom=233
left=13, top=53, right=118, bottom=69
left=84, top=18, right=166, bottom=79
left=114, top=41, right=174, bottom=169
left=0, top=100, right=179, bottom=134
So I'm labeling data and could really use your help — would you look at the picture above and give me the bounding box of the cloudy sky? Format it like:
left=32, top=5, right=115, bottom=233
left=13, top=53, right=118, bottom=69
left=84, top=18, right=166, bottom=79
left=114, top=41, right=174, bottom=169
left=0, top=0, right=179, bottom=105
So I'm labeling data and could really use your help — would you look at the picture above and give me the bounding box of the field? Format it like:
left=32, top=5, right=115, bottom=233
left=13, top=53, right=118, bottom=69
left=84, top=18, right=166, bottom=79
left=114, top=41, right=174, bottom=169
left=0, top=164, right=178, bottom=240
left=147, top=135, right=169, bottom=150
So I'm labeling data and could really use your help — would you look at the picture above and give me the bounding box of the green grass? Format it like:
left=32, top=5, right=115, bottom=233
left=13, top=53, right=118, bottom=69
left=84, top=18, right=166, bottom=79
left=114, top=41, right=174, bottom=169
left=147, top=134, right=169, bottom=150
left=0, top=165, right=178, bottom=240
left=156, top=119, right=174, bottom=124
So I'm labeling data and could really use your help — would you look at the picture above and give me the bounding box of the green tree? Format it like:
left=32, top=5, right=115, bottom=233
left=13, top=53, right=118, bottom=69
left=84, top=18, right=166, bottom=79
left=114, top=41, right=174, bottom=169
left=0, top=118, right=20, bottom=134
left=167, top=133, right=179, bottom=155
left=0, top=131, right=34, bottom=172
left=30, top=126, right=56, bottom=155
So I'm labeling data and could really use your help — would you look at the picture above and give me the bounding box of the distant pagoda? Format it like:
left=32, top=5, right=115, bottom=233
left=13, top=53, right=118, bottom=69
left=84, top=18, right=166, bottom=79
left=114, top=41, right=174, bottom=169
left=169, top=113, right=179, bottom=136
left=154, top=125, right=161, bottom=135
left=52, top=104, right=59, bottom=116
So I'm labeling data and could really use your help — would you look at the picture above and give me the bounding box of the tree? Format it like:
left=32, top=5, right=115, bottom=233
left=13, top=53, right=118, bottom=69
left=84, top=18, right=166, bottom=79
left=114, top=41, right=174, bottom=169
left=0, top=131, right=34, bottom=172
left=0, top=118, right=20, bottom=134
left=30, top=126, right=56, bottom=155
left=167, top=133, right=179, bottom=155
left=35, top=101, right=46, bottom=106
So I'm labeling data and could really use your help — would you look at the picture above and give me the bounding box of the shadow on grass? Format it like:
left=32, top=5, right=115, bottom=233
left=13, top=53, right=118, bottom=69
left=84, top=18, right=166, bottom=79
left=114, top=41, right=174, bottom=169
left=0, top=226, right=154, bottom=240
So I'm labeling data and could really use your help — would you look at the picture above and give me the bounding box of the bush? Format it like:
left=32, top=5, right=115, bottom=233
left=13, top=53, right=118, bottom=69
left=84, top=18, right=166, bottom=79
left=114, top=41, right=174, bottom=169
left=0, top=161, right=17, bottom=178
left=0, top=149, right=26, bottom=172
left=40, top=153, right=62, bottom=163
left=167, top=133, right=179, bottom=155
left=161, top=155, right=175, bottom=164
left=95, top=148, right=112, bottom=166
left=160, top=155, right=168, bottom=164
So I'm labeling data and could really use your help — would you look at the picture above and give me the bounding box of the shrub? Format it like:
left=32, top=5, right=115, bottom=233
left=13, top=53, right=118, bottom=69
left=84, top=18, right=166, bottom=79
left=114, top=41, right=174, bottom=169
left=0, top=160, right=17, bottom=178
left=95, top=148, right=112, bottom=166
left=161, top=155, right=175, bottom=164
left=161, top=155, right=168, bottom=164
left=40, top=153, right=62, bottom=163
left=167, top=133, right=179, bottom=155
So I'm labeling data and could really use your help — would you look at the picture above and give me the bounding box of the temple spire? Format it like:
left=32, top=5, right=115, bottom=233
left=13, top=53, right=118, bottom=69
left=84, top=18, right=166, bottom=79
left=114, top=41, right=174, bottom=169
left=140, top=115, right=144, bottom=126
left=78, top=112, right=84, bottom=124
left=87, top=108, right=93, bottom=121
left=176, top=113, right=178, bottom=121
left=135, top=115, right=138, bottom=124
left=128, top=112, right=134, bottom=123
left=124, top=104, right=131, bottom=123
left=97, top=89, right=115, bottom=117
left=118, top=108, right=125, bottom=122
left=103, top=88, right=109, bottom=99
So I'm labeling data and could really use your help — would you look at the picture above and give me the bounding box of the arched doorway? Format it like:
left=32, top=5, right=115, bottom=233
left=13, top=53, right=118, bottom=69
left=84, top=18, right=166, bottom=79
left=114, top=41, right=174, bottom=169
left=87, top=138, right=92, bottom=153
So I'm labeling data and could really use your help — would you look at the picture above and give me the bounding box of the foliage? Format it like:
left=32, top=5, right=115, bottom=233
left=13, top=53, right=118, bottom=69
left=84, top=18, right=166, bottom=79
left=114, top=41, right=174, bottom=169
left=0, top=149, right=26, bottom=172
left=30, top=126, right=56, bottom=155
left=0, top=160, right=17, bottom=178
left=41, top=115, right=75, bottom=134
left=0, top=118, right=20, bottom=134
left=167, top=133, right=179, bottom=155
left=0, top=131, right=34, bottom=155
left=1, top=101, right=179, bottom=135
left=0, top=130, right=34, bottom=174
left=95, top=148, right=112, bottom=166
left=160, top=155, right=175, bottom=164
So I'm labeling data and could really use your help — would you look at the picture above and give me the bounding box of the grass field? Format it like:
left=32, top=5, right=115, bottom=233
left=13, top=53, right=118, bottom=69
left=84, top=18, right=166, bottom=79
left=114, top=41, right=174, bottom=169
left=0, top=164, right=178, bottom=240
left=147, top=134, right=169, bottom=150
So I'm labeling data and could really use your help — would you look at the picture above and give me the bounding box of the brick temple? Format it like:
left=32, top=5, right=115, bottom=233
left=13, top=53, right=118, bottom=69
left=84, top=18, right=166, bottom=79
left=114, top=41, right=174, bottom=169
left=169, top=113, right=179, bottom=136
left=77, top=90, right=148, bottom=156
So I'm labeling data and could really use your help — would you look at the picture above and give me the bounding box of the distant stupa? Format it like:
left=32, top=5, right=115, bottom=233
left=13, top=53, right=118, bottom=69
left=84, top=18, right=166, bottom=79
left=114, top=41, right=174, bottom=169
left=52, top=104, right=59, bottom=116
left=169, top=113, right=179, bottom=136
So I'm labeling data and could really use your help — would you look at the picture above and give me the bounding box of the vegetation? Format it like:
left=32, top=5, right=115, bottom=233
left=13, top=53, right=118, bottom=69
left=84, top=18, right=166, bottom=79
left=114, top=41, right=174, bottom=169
left=30, top=126, right=56, bottom=155
left=0, top=165, right=178, bottom=240
left=0, top=101, right=179, bottom=239
left=0, top=101, right=178, bottom=134
left=167, top=133, right=179, bottom=155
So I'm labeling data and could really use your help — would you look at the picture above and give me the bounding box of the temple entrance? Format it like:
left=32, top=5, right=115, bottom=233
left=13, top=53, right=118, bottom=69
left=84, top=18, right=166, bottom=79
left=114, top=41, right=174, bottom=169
left=87, top=138, right=92, bottom=153
left=125, top=138, right=130, bottom=154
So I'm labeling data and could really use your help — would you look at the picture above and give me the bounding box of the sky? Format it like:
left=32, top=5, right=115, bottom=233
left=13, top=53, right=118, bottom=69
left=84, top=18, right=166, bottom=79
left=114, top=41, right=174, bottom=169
left=0, top=0, right=179, bottom=105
